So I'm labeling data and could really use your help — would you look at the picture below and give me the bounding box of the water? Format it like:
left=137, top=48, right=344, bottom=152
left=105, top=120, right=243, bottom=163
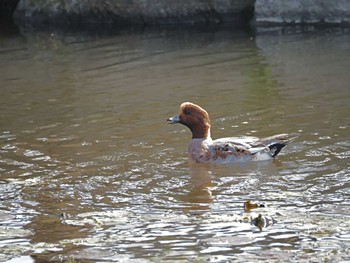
left=0, top=25, right=349, bottom=262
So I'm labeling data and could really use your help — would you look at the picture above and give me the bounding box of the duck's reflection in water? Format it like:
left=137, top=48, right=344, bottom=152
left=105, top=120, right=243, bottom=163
left=183, top=163, right=214, bottom=212
left=184, top=162, right=277, bottom=231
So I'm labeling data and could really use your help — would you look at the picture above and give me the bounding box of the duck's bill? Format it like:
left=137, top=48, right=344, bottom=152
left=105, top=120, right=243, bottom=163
left=167, top=115, right=180, bottom=124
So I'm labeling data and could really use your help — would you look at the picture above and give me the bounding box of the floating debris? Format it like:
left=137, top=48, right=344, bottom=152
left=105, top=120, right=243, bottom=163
left=244, top=200, right=265, bottom=211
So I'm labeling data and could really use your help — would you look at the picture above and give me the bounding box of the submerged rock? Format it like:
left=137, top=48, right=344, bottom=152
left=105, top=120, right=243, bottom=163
left=255, top=0, right=350, bottom=25
left=14, top=0, right=255, bottom=27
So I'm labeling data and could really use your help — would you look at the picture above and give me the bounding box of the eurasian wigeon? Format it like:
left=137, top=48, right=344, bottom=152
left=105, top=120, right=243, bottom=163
left=167, top=102, right=299, bottom=164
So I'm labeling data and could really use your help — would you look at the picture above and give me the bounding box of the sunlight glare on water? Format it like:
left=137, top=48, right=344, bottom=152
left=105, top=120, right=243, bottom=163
left=0, top=25, right=349, bottom=262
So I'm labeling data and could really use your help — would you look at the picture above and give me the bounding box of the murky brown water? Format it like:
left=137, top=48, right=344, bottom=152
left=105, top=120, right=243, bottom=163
left=0, top=25, right=349, bottom=262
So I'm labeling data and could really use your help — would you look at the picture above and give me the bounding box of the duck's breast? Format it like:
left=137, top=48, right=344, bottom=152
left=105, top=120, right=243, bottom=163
left=188, top=138, right=212, bottom=163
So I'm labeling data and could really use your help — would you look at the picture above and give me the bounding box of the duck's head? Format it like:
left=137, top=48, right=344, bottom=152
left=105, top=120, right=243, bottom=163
left=167, top=102, right=211, bottom=139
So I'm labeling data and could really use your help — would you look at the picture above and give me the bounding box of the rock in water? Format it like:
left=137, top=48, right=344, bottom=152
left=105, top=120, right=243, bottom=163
left=14, top=0, right=255, bottom=26
left=255, top=0, right=350, bottom=25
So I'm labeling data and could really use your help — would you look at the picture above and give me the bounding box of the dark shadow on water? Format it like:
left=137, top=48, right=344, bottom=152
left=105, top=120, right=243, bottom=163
left=16, top=23, right=254, bottom=40
left=0, top=16, right=20, bottom=37
left=252, top=23, right=350, bottom=36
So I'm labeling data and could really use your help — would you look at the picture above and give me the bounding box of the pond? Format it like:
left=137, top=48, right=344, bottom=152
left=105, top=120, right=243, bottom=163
left=0, top=24, right=349, bottom=262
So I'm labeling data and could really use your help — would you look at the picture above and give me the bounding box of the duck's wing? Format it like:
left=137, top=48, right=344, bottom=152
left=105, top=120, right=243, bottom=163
left=214, top=136, right=259, bottom=148
left=212, top=137, right=268, bottom=157
left=212, top=133, right=299, bottom=158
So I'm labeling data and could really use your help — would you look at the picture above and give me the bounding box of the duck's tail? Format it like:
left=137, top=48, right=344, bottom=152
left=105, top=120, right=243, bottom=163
left=254, top=133, right=300, bottom=158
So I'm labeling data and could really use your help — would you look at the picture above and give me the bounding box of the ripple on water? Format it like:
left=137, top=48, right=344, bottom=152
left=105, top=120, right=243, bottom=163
left=1, top=28, right=350, bottom=262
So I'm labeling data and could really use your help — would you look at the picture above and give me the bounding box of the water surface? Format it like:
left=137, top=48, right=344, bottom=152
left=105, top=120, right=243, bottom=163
left=0, top=26, right=349, bottom=262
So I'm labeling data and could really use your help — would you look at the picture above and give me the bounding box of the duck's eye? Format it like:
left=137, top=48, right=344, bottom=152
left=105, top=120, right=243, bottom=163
left=183, top=108, right=191, bottom=115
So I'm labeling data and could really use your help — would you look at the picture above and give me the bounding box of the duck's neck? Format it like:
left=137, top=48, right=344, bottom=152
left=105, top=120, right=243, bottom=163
left=191, top=126, right=211, bottom=139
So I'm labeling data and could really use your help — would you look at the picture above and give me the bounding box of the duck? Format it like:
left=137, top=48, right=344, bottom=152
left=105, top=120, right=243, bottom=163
left=167, top=102, right=299, bottom=164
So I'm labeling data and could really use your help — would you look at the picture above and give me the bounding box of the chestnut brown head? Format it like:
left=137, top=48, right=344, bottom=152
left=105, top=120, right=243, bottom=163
left=167, top=102, right=211, bottom=139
